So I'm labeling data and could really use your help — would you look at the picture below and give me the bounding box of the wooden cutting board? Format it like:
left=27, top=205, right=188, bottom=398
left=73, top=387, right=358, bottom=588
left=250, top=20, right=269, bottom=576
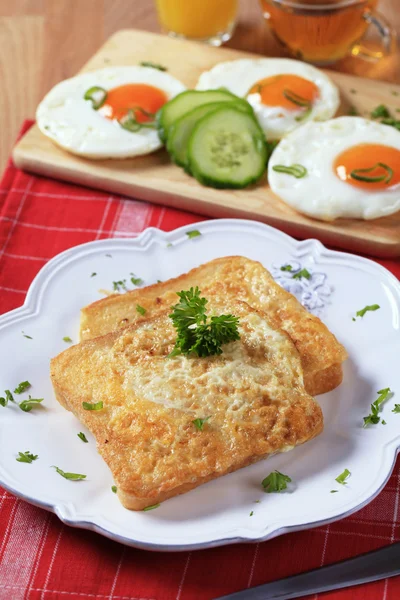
left=12, top=29, right=400, bottom=257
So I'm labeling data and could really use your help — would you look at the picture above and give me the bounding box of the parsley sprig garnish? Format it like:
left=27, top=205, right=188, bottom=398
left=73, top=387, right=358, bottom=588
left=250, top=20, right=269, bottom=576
left=169, top=288, right=240, bottom=358
left=363, top=388, right=392, bottom=427
left=262, top=470, right=292, bottom=493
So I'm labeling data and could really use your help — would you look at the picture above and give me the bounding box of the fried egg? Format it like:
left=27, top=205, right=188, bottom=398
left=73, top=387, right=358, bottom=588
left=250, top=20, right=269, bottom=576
left=196, top=58, right=339, bottom=140
left=268, top=116, right=400, bottom=221
left=36, top=66, right=186, bottom=159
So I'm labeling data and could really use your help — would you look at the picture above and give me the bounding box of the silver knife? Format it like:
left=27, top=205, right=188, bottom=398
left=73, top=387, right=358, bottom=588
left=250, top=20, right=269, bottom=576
left=214, top=542, right=400, bottom=600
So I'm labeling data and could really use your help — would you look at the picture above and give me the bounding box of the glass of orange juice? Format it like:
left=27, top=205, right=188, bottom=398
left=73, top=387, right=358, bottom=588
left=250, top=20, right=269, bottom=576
left=155, top=0, right=238, bottom=46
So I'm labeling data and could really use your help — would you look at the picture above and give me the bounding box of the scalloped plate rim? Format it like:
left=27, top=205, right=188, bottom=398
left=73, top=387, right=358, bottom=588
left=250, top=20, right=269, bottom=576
left=0, top=217, right=399, bottom=552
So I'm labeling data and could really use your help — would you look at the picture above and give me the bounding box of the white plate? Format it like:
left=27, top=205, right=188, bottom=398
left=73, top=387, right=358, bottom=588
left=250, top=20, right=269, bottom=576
left=0, top=218, right=399, bottom=552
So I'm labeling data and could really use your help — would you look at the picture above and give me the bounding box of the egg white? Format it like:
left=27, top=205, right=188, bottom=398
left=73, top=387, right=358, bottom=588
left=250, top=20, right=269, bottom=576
left=268, top=116, right=400, bottom=221
left=36, top=66, right=187, bottom=159
left=196, top=58, right=339, bottom=140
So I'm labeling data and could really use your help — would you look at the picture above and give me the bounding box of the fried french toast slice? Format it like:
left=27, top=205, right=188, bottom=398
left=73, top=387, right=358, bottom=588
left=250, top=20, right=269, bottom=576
left=80, top=256, right=347, bottom=396
left=52, top=299, right=323, bottom=510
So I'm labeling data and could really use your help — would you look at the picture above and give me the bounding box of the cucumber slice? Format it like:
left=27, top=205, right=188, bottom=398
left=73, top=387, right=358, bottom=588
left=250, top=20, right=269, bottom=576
left=157, top=89, right=241, bottom=143
left=167, top=100, right=251, bottom=172
left=188, top=106, right=267, bottom=189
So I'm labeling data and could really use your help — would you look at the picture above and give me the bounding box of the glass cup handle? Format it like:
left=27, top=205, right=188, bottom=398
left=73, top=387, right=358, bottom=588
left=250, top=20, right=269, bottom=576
left=350, top=9, right=397, bottom=62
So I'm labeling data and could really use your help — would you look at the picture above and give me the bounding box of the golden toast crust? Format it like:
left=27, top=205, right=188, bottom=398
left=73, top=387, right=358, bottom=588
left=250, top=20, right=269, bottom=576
left=52, top=300, right=323, bottom=510
left=80, top=256, right=347, bottom=396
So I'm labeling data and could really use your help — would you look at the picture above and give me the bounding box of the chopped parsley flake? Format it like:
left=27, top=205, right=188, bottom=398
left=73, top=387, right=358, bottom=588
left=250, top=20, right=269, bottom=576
left=143, top=503, right=160, bottom=511
left=355, top=304, right=380, bottom=319
left=262, top=470, right=292, bottom=493
left=91, top=272, right=97, bottom=277
left=192, top=416, right=211, bottom=431
left=166, top=243, right=173, bottom=248
left=371, top=104, right=391, bottom=119
left=280, top=264, right=293, bottom=272
left=130, top=274, right=143, bottom=286
left=140, top=61, right=167, bottom=71
left=112, top=485, right=117, bottom=493
left=382, top=420, right=387, bottom=425
left=16, top=451, right=38, bottom=464
left=369, top=105, right=400, bottom=130
left=53, top=466, right=86, bottom=480
left=22, top=332, right=32, bottom=339
left=335, top=469, right=351, bottom=485
left=254, top=500, right=261, bottom=503
left=82, top=401, right=103, bottom=411
left=63, top=336, right=73, bottom=343
left=292, top=268, right=311, bottom=280
left=77, top=432, right=88, bottom=443
left=363, top=388, right=392, bottom=427
left=113, top=280, right=127, bottom=292
left=250, top=511, right=254, bottom=516
left=0, top=390, right=15, bottom=406
left=392, top=404, right=400, bottom=413
left=186, top=230, right=201, bottom=239
left=14, top=381, right=31, bottom=394
left=348, top=106, right=359, bottom=116
left=136, top=304, right=146, bottom=316
left=330, top=490, right=338, bottom=493
left=19, top=396, right=44, bottom=412
left=169, top=287, right=240, bottom=358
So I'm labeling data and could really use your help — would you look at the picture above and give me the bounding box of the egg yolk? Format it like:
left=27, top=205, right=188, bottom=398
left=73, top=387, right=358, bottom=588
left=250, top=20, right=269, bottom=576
left=334, top=144, right=400, bottom=191
left=99, top=84, right=167, bottom=122
left=247, top=74, right=319, bottom=111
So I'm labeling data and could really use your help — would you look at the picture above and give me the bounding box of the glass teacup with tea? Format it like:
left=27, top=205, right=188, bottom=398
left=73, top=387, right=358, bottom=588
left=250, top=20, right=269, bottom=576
left=259, top=0, right=396, bottom=65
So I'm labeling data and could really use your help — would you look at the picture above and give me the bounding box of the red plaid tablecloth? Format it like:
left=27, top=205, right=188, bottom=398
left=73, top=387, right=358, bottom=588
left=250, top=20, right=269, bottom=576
left=0, top=121, right=399, bottom=600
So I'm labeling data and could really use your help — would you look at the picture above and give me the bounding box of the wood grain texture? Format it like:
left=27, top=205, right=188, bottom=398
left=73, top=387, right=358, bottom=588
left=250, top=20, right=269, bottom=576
left=13, top=29, right=400, bottom=257
left=0, top=0, right=399, bottom=175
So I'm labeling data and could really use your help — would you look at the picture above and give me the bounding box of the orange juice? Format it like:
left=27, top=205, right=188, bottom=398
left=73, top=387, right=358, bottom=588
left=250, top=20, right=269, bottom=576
left=156, top=0, right=237, bottom=41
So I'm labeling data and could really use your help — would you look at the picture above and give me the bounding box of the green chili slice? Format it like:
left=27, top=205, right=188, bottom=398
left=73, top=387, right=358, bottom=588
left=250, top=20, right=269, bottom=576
left=295, top=106, right=312, bottom=122
left=283, top=88, right=312, bottom=109
left=272, top=164, right=308, bottom=178
left=119, top=108, right=157, bottom=133
left=350, top=162, right=393, bottom=184
left=83, top=86, right=107, bottom=110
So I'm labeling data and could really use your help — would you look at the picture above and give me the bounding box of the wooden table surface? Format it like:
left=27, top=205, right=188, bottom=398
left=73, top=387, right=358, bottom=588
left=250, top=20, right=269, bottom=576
left=0, top=0, right=399, bottom=175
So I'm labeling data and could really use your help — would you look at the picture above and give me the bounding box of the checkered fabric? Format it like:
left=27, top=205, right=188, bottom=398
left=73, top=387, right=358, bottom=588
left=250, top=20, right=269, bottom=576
left=0, top=122, right=399, bottom=600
